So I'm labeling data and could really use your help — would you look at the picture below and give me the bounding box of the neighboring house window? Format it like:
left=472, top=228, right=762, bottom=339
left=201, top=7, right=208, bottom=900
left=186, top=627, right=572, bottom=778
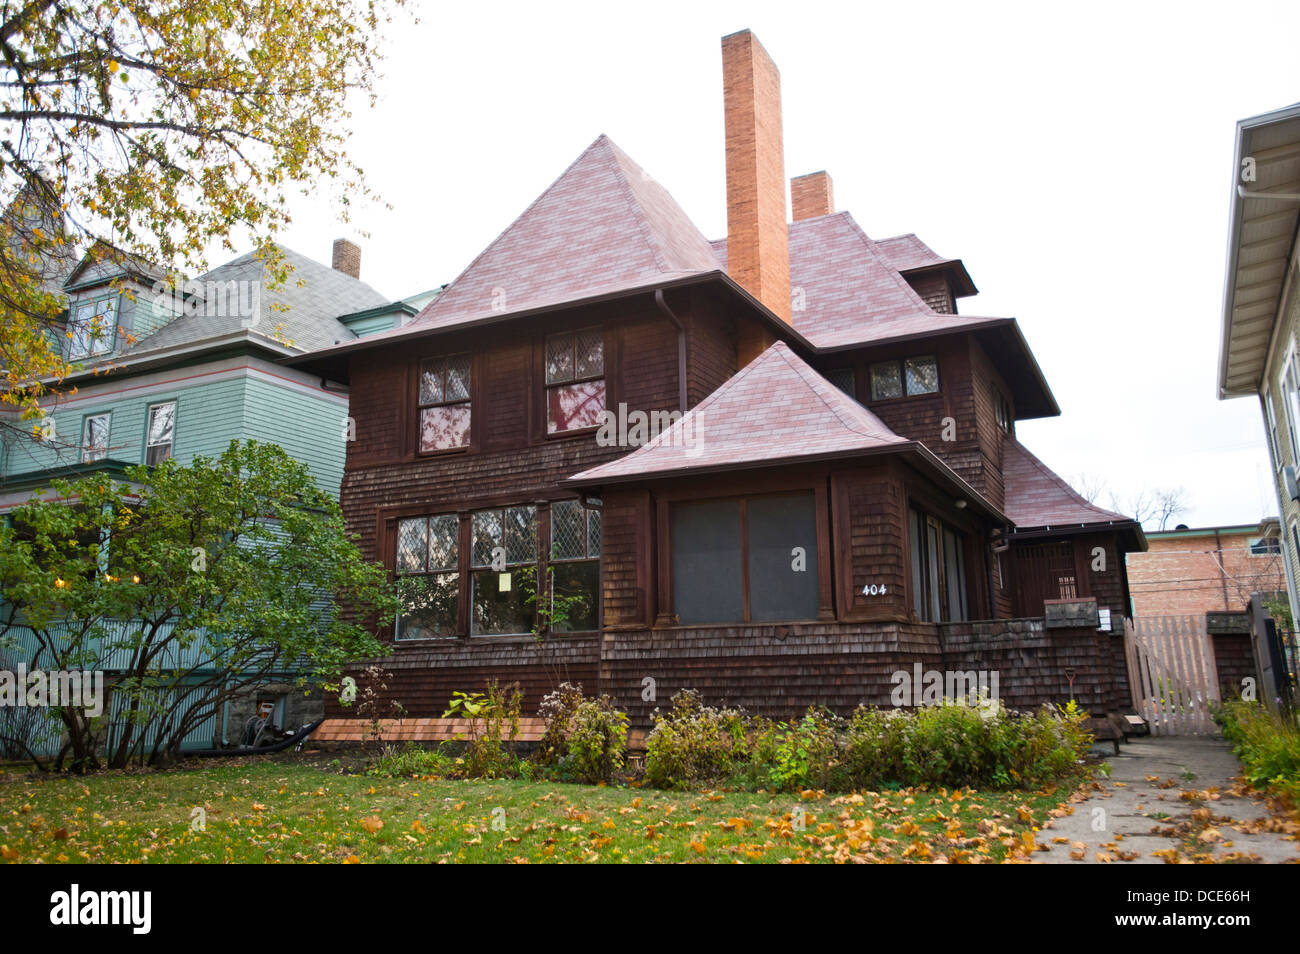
left=81, top=413, right=110, bottom=463
left=869, top=356, right=939, bottom=401
left=67, top=297, right=117, bottom=359
left=470, top=505, right=538, bottom=635
left=418, top=354, right=472, bottom=451
left=145, top=402, right=175, bottom=464
left=545, top=328, right=605, bottom=433
left=1250, top=535, right=1281, bottom=555
left=670, top=492, right=819, bottom=624
left=395, top=514, right=459, bottom=639
left=908, top=506, right=969, bottom=623
left=1279, top=350, right=1300, bottom=461
left=994, top=390, right=1012, bottom=434
left=549, top=499, right=601, bottom=632
left=823, top=367, right=856, bottom=400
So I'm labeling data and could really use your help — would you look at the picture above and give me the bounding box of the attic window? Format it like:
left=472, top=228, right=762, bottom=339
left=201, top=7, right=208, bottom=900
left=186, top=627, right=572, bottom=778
left=418, top=354, right=472, bottom=452
left=545, top=328, right=605, bottom=433
left=68, top=297, right=116, bottom=359
left=870, top=356, right=939, bottom=401
left=994, top=390, right=1012, bottom=434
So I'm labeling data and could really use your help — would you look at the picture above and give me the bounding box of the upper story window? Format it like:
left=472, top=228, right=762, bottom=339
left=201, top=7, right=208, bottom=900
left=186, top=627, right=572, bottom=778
left=545, top=328, right=605, bottom=433
left=81, top=413, right=110, bottom=463
left=994, top=389, right=1012, bottom=434
left=869, top=355, right=939, bottom=401
left=146, top=402, right=175, bottom=465
left=68, top=296, right=117, bottom=359
left=395, top=513, right=460, bottom=639
left=549, top=499, right=601, bottom=632
left=670, top=492, right=819, bottom=625
left=1267, top=390, right=1283, bottom=466
left=418, top=354, right=472, bottom=452
left=1250, top=535, right=1281, bottom=555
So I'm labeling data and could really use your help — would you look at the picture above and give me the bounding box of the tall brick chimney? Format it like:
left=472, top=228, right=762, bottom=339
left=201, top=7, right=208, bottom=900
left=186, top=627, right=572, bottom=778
left=332, top=238, right=361, bottom=280
left=722, top=29, right=790, bottom=331
left=791, top=171, right=834, bottom=221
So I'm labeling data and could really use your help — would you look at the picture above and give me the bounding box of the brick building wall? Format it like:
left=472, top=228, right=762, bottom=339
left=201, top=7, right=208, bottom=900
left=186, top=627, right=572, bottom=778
left=1126, top=527, right=1287, bottom=617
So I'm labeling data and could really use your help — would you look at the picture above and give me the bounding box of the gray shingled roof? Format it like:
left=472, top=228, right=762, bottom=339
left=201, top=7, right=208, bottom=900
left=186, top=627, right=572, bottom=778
left=127, top=244, right=390, bottom=356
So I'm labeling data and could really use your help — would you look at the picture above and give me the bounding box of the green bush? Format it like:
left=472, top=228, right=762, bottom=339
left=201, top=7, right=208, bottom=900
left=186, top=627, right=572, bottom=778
left=443, top=681, right=524, bottom=779
left=370, top=741, right=456, bottom=778
left=644, top=690, right=749, bottom=790
left=565, top=697, right=629, bottom=783
left=1214, top=700, right=1300, bottom=805
left=644, top=691, right=1092, bottom=793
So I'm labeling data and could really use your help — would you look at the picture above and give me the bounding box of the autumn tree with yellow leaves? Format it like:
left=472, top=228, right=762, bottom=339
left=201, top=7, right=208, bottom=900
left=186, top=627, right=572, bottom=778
left=0, top=0, right=408, bottom=418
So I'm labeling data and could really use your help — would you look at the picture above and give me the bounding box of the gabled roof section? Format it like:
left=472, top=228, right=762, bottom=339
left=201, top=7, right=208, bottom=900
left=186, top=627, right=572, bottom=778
left=127, top=244, right=390, bottom=357
left=399, top=135, right=721, bottom=336
left=1218, top=102, right=1300, bottom=398
left=63, top=240, right=168, bottom=292
left=1003, top=437, right=1143, bottom=546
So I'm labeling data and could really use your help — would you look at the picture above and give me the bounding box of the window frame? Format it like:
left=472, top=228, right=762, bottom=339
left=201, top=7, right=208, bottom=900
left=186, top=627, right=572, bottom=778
left=67, top=294, right=118, bottom=360
left=415, top=352, right=473, bottom=455
left=656, top=483, right=833, bottom=627
left=144, top=401, right=176, bottom=465
left=1249, top=535, right=1282, bottom=556
left=868, top=354, right=940, bottom=403
left=393, top=513, right=461, bottom=640
left=993, top=389, right=1012, bottom=434
left=907, top=504, right=971, bottom=624
left=81, top=412, right=111, bottom=463
left=543, top=327, right=607, bottom=436
left=547, top=498, right=602, bottom=633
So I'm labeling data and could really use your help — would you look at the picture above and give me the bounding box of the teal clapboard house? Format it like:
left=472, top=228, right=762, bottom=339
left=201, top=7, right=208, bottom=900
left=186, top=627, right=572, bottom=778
left=0, top=238, right=436, bottom=755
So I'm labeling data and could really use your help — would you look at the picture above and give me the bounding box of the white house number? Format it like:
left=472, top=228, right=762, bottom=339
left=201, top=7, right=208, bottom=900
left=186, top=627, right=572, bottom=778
left=861, top=584, right=888, bottom=596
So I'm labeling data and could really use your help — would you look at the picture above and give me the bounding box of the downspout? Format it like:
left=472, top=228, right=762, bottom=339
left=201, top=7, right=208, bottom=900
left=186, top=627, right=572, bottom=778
left=1213, top=528, right=1232, bottom=611
left=654, top=289, right=689, bottom=414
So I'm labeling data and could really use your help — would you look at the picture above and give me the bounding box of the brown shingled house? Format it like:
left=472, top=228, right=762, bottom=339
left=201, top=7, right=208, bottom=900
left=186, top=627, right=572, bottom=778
left=289, top=29, right=1145, bottom=732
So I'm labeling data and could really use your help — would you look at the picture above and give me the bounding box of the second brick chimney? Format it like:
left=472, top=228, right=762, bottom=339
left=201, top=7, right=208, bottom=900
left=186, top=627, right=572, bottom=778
left=791, top=171, right=834, bottom=221
left=332, top=238, right=361, bottom=280
left=722, top=29, right=790, bottom=326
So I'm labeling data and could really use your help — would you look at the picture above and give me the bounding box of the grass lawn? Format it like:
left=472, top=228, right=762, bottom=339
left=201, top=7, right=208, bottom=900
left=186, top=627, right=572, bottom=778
left=0, top=754, right=1081, bottom=863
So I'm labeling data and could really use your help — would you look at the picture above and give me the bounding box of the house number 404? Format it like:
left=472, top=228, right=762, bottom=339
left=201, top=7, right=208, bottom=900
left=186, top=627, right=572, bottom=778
left=862, top=584, right=888, bottom=596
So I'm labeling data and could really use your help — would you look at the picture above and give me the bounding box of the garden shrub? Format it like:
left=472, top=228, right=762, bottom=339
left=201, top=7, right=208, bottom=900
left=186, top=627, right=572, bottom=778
left=443, top=680, right=523, bottom=779
left=644, top=690, right=749, bottom=789
left=1214, top=700, right=1300, bottom=805
left=371, top=741, right=456, bottom=778
left=644, top=690, right=1092, bottom=793
left=534, top=682, right=630, bottom=783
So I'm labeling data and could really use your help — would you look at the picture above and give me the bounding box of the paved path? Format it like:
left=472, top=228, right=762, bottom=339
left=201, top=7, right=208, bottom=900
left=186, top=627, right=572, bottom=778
left=1036, top=735, right=1300, bottom=864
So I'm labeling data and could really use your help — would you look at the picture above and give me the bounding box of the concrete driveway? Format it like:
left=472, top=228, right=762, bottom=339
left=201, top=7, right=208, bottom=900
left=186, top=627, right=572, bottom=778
left=1036, top=735, right=1300, bottom=864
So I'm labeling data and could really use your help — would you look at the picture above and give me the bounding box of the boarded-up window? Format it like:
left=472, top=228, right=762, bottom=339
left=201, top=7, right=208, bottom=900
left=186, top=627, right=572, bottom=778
left=671, top=492, right=818, bottom=624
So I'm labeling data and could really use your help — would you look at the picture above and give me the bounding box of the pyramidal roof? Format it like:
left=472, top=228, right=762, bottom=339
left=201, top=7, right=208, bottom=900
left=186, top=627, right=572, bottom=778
left=1002, top=437, right=1136, bottom=530
left=568, top=340, right=911, bottom=484
left=403, top=134, right=720, bottom=335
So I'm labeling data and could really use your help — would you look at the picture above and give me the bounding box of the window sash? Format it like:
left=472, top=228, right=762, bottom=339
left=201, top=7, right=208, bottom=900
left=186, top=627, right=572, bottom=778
left=82, top=414, right=110, bottom=463
left=145, top=402, right=175, bottom=464
left=417, top=354, right=471, bottom=451
left=68, top=298, right=116, bottom=359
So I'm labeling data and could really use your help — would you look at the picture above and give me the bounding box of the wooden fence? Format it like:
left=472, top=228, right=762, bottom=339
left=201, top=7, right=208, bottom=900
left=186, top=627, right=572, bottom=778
left=1124, top=616, right=1220, bottom=736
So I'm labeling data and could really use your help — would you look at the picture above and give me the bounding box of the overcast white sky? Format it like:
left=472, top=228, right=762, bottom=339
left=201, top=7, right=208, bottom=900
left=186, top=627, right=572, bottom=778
left=260, top=0, right=1300, bottom=531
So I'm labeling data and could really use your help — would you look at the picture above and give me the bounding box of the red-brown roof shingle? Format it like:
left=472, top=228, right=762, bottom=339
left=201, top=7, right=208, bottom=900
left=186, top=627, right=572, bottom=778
left=1002, top=437, right=1134, bottom=529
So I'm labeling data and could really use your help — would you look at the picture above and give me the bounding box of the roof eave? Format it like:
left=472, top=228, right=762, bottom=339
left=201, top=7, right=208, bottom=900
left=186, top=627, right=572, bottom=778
left=1217, top=102, right=1300, bottom=399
